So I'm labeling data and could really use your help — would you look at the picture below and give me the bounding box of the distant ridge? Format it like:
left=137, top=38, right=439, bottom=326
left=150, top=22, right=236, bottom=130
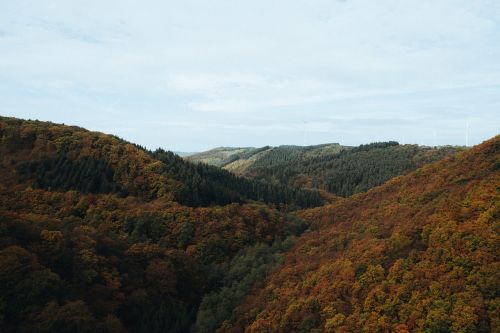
left=173, top=151, right=198, bottom=157
left=224, top=135, right=500, bottom=332
left=188, top=142, right=464, bottom=198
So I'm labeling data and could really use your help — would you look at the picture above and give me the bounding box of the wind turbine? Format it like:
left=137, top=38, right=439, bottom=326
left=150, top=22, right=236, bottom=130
left=465, top=120, right=469, bottom=147
left=302, top=120, right=308, bottom=146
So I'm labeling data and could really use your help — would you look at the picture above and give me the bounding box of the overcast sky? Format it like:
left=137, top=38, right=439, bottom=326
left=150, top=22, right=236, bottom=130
left=1, top=0, right=499, bottom=151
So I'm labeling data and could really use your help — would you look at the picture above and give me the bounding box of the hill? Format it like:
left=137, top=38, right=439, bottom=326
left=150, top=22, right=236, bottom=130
left=1, top=117, right=323, bottom=209
left=222, top=136, right=500, bottom=332
left=0, top=116, right=314, bottom=333
left=187, top=147, right=261, bottom=168
left=188, top=142, right=463, bottom=198
left=1, top=116, right=496, bottom=333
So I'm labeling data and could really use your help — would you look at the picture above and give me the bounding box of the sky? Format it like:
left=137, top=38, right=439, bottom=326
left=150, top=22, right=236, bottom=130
left=1, top=0, right=499, bottom=151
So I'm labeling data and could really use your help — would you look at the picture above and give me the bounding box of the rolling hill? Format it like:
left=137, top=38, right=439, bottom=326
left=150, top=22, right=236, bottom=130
left=1, top=117, right=323, bottom=209
left=222, top=136, right=500, bottom=333
left=0, top=116, right=314, bottom=333
left=1, top=116, right=497, bottom=333
left=187, top=142, right=463, bottom=198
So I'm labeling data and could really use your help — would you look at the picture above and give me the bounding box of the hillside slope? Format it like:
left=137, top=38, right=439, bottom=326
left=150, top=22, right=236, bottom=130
left=187, top=147, right=261, bottom=168
left=0, top=117, right=311, bottom=333
left=223, top=136, right=500, bottom=333
left=0, top=117, right=322, bottom=208
left=188, top=142, right=463, bottom=198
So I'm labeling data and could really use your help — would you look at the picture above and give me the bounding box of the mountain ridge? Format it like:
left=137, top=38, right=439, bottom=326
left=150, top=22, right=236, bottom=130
left=0, top=116, right=497, bottom=333
left=222, top=135, right=500, bottom=332
left=0, top=116, right=323, bottom=209
left=0, top=116, right=316, bottom=332
left=187, top=142, right=464, bottom=198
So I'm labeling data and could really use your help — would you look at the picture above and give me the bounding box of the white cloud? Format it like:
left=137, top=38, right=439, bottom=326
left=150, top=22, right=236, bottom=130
left=0, top=0, right=499, bottom=150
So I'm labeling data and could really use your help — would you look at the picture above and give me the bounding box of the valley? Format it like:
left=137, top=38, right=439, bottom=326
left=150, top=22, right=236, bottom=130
left=0, top=116, right=498, bottom=333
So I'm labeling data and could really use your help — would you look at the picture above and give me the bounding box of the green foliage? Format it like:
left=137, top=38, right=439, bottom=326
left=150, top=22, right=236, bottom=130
left=424, top=301, right=451, bottom=333
left=152, top=148, right=324, bottom=208
left=17, top=154, right=123, bottom=195
left=133, top=300, right=192, bottom=333
left=0, top=246, right=62, bottom=331
left=123, top=214, right=166, bottom=242
left=190, top=142, right=462, bottom=198
left=1, top=115, right=323, bottom=208
left=31, top=301, right=100, bottom=333
left=194, top=238, right=295, bottom=332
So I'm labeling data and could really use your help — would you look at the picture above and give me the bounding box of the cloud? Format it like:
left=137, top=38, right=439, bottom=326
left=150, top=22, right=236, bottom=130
left=0, top=0, right=499, bottom=150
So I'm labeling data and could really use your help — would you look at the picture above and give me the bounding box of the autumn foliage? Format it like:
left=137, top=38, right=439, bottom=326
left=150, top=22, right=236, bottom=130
left=223, top=136, right=500, bottom=333
left=1, top=116, right=498, bottom=333
left=0, top=117, right=302, bottom=332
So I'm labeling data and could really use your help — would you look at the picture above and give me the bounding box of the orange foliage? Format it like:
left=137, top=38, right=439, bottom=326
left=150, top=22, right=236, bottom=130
left=224, top=136, right=500, bottom=332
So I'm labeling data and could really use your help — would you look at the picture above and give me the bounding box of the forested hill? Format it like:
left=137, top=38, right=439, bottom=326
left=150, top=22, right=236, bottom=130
left=188, top=142, right=463, bottom=197
left=223, top=135, right=500, bottom=333
left=1, top=116, right=495, bottom=333
left=0, top=116, right=315, bottom=332
left=0, top=116, right=322, bottom=208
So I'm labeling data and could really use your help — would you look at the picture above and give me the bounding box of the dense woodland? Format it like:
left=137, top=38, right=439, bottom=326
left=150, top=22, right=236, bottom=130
left=0, top=116, right=498, bottom=333
left=222, top=136, right=500, bottom=333
left=150, top=149, right=323, bottom=208
left=6, top=117, right=322, bottom=209
left=0, top=117, right=308, bottom=332
left=188, top=142, right=462, bottom=197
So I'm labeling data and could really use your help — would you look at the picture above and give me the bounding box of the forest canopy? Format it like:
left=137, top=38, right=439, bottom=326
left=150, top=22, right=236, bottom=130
left=188, top=141, right=463, bottom=198
left=0, top=116, right=497, bottom=333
